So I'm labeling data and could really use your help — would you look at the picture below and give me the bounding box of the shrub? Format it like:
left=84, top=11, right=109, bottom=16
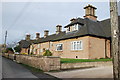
left=14, top=45, right=21, bottom=52
left=2, top=49, right=8, bottom=53
left=43, top=50, right=52, bottom=56
left=21, top=53, right=28, bottom=55
left=2, top=48, right=13, bottom=53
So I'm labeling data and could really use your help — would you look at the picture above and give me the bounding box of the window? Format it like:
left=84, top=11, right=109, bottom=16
left=56, top=44, right=63, bottom=51
left=37, top=44, right=40, bottom=48
left=71, top=41, right=83, bottom=50
left=72, top=24, right=79, bottom=31
left=66, top=27, right=70, bottom=33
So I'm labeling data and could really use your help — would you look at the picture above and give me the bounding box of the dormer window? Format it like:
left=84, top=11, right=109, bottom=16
left=65, top=23, right=82, bottom=33
left=72, top=24, right=79, bottom=31
left=66, top=27, right=70, bottom=33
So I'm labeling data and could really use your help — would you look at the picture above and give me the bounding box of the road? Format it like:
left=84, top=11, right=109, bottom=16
left=46, top=66, right=113, bottom=79
left=2, top=57, right=60, bottom=80
left=2, top=57, right=38, bottom=78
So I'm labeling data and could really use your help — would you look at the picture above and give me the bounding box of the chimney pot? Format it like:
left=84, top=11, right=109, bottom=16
left=25, top=33, right=31, bottom=41
left=56, top=25, right=62, bottom=34
left=44, top=30, right=49, bottom=37
left=84, top=4, right=97, bottom=21
left=36, top=32, right=40, bottom=40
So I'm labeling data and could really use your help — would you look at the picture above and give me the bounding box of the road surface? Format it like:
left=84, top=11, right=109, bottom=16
left=2, top=57, right=60, bottom=80
left=2, top=57, right=38, bottom=78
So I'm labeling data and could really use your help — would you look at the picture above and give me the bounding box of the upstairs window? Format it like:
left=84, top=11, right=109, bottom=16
left=66, top=27, right=70, bottom=33
left=72, top=24, right=79, bottom=31
left=71, top=41, right=83, bottom=50
left=56, top=44, right=63, bottom=51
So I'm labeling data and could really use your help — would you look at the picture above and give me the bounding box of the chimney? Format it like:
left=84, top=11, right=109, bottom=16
left=56, top=25, right=62, bottom=34
left=44, top=30, right=49, bottom=37
left=25, top=33, right=31, bottom=41
left=84, top=4, right=97, bottom=21
left=36, top=32, right=40, bottom=40
left=70, top=18, right=76, bottom=22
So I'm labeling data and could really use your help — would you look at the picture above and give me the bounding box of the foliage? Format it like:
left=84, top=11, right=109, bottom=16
left=14, top=45, right=21, bottom=52
left=61, top=58, right=112, bottom=63
left=2, top=49, right=8, bottom=53
left=2, top=48, right=13, bottom=53
left=21, top=53, right=28, bottom=55
left=43, top=50, right=52, bottom=56
left=7, top=48, right=14, bottom=52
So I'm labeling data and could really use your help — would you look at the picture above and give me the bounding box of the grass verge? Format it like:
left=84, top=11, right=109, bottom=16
left=20, top=63, right=43, bottom=73
left=61, top=58, right=112, bottom=63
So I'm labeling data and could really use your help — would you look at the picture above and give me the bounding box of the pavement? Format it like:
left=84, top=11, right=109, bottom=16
left=46, top=66, right=113, bottom=79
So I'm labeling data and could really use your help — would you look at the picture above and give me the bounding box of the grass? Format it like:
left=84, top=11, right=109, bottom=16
left=61, top=58, right=112, bottom=63
left=20, top=63, right=43, bottom=73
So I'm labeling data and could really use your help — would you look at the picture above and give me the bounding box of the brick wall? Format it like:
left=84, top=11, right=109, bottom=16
left=14, top=54, right=60, bottom=72
left=61, top=61, right=112, bottom=70
left=2, top=53, right=112, bottom=72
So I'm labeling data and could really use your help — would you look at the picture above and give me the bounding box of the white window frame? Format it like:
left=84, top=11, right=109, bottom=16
left=66, top=27, right=70, bottom=33
left=37, top=44, right=40, bottom=48
left=72, top=24, right=79, bottom=31
left=71, top=40, right=83, bottom=50
left=56, top=43, right=63, bottom=51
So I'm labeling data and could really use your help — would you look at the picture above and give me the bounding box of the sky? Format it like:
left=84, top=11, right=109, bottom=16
left=1, top=1, right=120, bottom=45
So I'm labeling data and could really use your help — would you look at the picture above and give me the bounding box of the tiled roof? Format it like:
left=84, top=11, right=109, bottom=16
left=19, top=16, right=120, bottom=47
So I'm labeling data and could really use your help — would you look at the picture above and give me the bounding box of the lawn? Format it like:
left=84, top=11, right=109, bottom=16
left=61, top=58, right=112, bottom=63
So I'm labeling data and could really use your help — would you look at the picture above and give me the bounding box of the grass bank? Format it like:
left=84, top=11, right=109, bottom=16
left=20, top=63, right=43, bottom=73
left=61, top=58, right=112, bottom=63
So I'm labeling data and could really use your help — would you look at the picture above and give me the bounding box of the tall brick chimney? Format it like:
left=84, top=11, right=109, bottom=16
left=25, top=33, right=31, bottom=41
left=44, top=30, right=49, bottom=38
left=84, top=4, right=97, bottom=21
left=56, top=25, right=62, bottom=34
left=36, top=32, right=40, bottom=40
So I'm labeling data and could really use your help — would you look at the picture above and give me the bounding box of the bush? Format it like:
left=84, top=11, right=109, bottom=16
left=2, top=48, right=13, bottom=53
left=43, top=50, right=52, bottom=56
left=14, top=45, right=21, bottom=52
left=21, top=53, right=28, bottom=55
left=2, top=49, right=8, bottom=53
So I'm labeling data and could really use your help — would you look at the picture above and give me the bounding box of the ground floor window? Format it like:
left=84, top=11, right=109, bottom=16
left=71, top=40, right=83, bottom=50
left=56, top=43, right=63, bottom=51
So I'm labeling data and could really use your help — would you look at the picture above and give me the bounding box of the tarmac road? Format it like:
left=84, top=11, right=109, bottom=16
left=2, top=57, right=38, bottom=78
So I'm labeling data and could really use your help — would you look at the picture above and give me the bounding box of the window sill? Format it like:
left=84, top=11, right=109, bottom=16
left=56, top=50, right=63, bottom=52
left=71, top=50, right=83, bottom=52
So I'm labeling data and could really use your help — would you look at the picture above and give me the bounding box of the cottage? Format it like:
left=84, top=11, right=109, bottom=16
left=20, top=4, right=120, bottom=59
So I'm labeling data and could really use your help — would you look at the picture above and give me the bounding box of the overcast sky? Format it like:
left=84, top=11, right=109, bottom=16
left=1, top=1, right=120, bottom=44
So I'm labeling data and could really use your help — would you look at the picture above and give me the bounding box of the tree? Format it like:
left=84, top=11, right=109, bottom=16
left=43, top=50, right=52, bottom=56
left=14, top=45, right=21, bottom=52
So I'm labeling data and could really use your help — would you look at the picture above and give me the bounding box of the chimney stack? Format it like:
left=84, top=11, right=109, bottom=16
left=56, top=25, right=62, bottom=34
left=84, top=4, right=97, bottom=21
left=44, top=30, right=49, bottom=37
left=36, top=32, right=40, bottom=40
left=25, top=33, right=31, bottom=41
